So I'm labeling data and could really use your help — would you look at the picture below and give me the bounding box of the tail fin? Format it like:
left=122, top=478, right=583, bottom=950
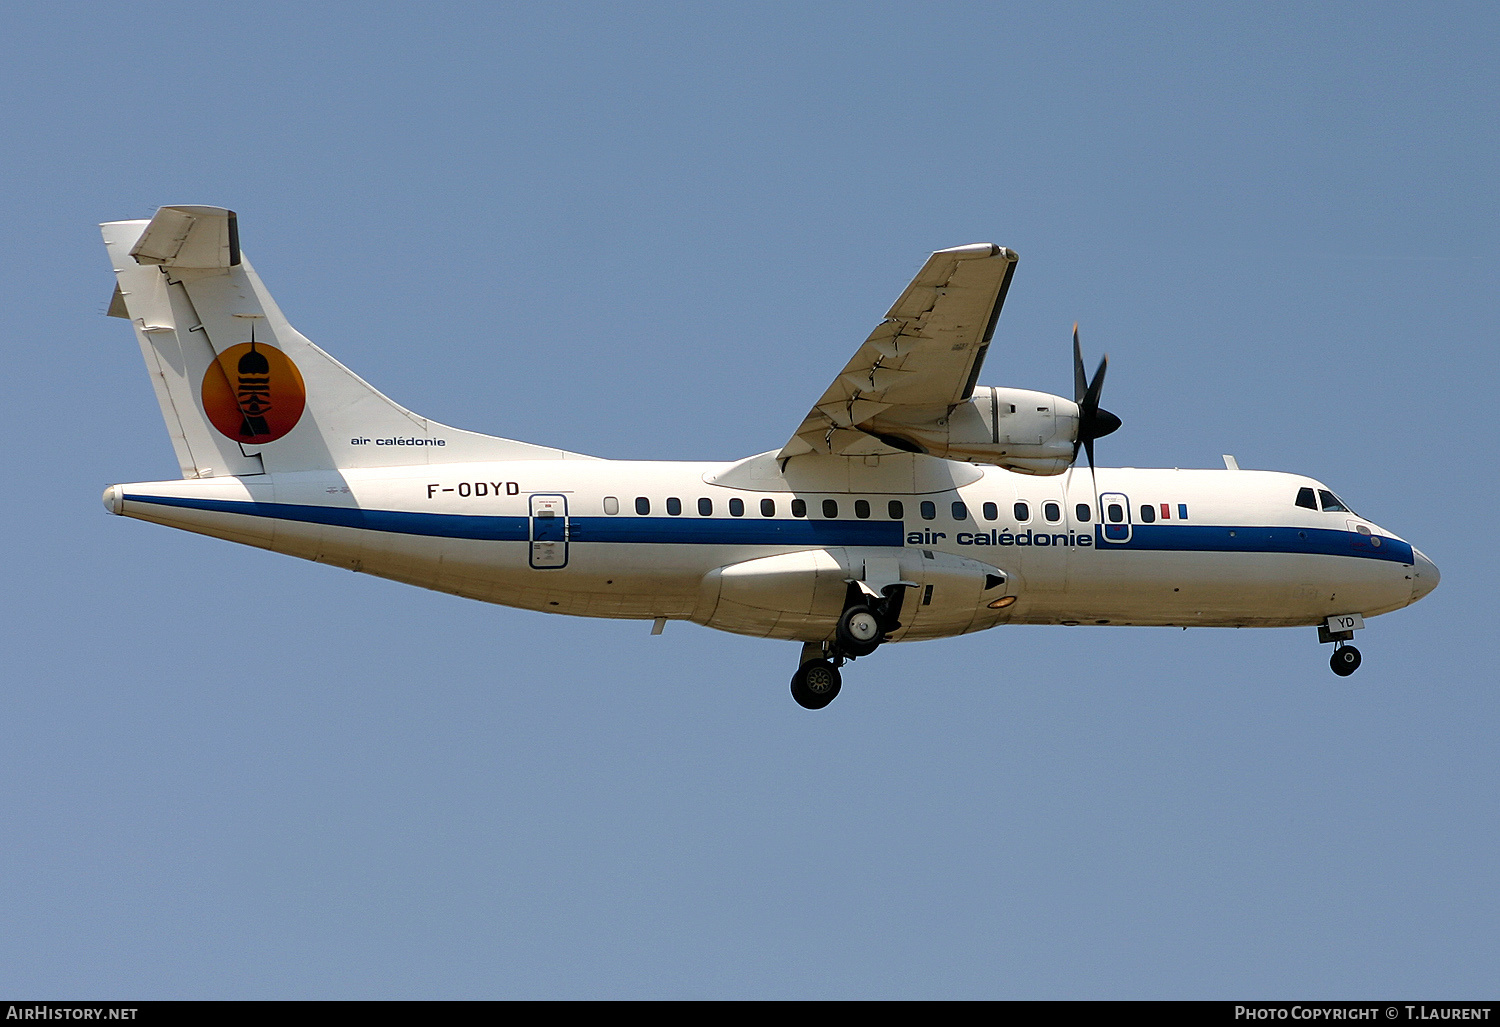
left=103, top=206, right=594, bottom=478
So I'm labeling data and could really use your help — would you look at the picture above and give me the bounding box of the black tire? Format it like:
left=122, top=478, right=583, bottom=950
left=790, top=660, right=842, bottom=709
left=836, top=605, right=882, bottom=658
left=1330, top=645, right=1362, bottom=677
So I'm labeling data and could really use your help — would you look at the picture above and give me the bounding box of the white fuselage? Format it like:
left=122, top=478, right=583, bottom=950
left=107, top=455, right=1434, bottom=645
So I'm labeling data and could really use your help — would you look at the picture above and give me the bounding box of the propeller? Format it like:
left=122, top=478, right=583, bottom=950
left=1071, top=324, right=1122, bottom=503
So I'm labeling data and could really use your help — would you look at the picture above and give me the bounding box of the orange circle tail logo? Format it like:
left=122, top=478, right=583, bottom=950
left=202, top=338, right=307, bottom=444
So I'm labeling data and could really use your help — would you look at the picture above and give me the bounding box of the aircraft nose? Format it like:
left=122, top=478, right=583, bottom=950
left=1410, top=548, right=1440, bottom=602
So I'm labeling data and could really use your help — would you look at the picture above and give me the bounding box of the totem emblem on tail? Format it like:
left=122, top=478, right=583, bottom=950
left=201, top=327, right=306, bottom=443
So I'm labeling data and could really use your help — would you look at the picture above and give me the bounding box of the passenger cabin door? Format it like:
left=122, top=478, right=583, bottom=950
left=1099, top=492, right=1132, bottom=544
left=529, top=494, right=569, bottom=569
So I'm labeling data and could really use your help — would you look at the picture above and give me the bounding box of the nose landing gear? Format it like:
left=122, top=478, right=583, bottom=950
left=1318, top=614, right=1366, bottom=677
left=1330, top=644, right=1362, bottom=676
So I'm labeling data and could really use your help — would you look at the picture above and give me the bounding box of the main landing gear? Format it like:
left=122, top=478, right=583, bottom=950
left=790, top=586, right=906, bottom=709
left=790, top=657, right=842, bottom=710
left=1318, top=613, right=1366, bottom=677
left=836, top=604, right=883, bottom=657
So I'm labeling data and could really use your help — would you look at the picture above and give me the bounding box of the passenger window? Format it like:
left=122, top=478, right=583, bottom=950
left=635, top=497, right=650, bottom=515
left=729, top=498, right=744, bottom=517
left=698, top=498, right=713, bottom=516
left=822, top=499, right=838, bottom=518
left=1319, top=489, right=1350, bottom=513
left=1013, top=501, right=1029, bottom=522
left=855, top=499, right=870, bottom=519
left=761, top=498, right=775, bottom=517
left=666, top=497, right=682, bottom=516
left=1107, top=503, right=1125, bottom=523
left=982, top=502, right=997, bottom=521
left=920, top=501, right=936, bottom=520
left=603, top=496, right=619, bottom=515
left=952, top=502, right=968, bottom=520
left=888, top=500, right=904, bottom=519
left=1296, top=487, right=1317, bottom=511
left=1044, top=502, right=1061, bottom=523
left=1075, top=503, right=1091, bottom=522
left=791, top=499, right=807, bottom=517
left=1139, top=504, right=1156, bottom=523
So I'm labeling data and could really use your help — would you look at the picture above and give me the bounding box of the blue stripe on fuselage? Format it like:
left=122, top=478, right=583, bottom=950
left=1093, top=523, right=1413, bottom=563
left=126, top=494, right=1412, bottom=564
left=568, top=516, right=901, bottom=546
left=127, top=494, right=531, bottom=540
left=123, top=495, right=903, bottom=547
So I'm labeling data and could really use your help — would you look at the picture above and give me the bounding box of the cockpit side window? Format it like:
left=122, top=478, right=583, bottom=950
left=1296, top=487, right=1317, bottom=510
left=1318, top=489, right=1350, bottom=513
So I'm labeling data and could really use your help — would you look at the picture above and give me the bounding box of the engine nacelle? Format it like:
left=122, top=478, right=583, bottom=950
left=872, top=387, right=1080, bottom=475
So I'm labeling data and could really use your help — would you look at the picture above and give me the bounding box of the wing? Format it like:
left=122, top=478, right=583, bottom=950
left=779, top=243, right=1018, bottom=459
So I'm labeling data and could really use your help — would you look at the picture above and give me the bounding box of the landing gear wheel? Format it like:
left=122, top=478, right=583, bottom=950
left=836, top=605, right=882, bottom=658
left=791, top=660, right=842, bottom=710
left=1330, top=645, right=1362, bottom=677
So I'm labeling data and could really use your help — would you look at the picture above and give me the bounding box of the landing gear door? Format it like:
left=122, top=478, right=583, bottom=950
left=1100, top=492, right=1132, bottom=544
left=529, top=494, right=568, bottom=569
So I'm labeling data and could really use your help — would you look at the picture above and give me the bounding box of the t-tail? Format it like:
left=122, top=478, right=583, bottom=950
left=103, top=205, right=594, bottom=479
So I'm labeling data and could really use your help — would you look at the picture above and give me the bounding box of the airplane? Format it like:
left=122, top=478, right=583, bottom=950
left=99, top=205, right=1440, bottom=709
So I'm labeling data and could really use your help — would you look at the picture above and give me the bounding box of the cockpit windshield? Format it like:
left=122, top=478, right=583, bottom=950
left=1295, top=486, right=1358, bottom=515
left=1318, top=489, right=1352, bottom=514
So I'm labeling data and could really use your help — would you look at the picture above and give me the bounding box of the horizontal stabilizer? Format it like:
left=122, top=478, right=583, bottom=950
left=129, top=205, right=240, bottom=269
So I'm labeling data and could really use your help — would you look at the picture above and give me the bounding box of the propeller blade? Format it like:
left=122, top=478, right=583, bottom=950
left=1068, top=326, right=1122, bottom=490
left=1080, top=353, right=1120, bottom=442
left=1073, top=323, right=1087, bottom=403
left=1081, top=354, right=1108, bottom=425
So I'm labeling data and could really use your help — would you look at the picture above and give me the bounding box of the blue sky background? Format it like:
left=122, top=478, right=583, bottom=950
left=1, top=2, right=1495, bottom=999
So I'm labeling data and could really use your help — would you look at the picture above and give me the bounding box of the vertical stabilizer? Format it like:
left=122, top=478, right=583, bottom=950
left=104, top=213, right=263, bottom=479
left=104, top=206, right=595, bottom=478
